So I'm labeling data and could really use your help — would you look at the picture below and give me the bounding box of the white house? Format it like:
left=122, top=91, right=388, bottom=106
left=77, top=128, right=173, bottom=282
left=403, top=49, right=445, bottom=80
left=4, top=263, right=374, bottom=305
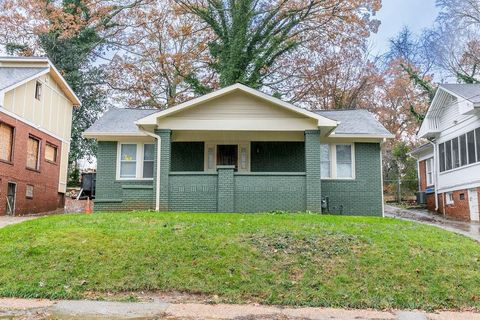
left=411, top=84, right=480, bottom=221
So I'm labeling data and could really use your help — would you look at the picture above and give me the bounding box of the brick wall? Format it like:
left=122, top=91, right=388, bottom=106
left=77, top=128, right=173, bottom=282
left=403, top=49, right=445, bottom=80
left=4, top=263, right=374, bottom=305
left=322, top=143, right=383, bottom=216
left=438, top=188, right=480, bottom=221
left=169, top=173, right=218, bottom=212
left=94, top=141, right=154, bottom=211
left=0, top=112, right=62, bottom=215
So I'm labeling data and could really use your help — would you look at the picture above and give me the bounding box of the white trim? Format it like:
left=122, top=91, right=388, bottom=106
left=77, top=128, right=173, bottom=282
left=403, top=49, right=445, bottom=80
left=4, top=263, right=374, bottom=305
left=0, top=107, right=70, bottom=144
left=116, top=142, right=155, bottom=181
left=320, top=143, right=356, bottom=180
left=135, top=83, right=339, bottom=128
left=446, top=191, right=454, bottom=205
left=138, top=128, right=161, bottom=211
left=202, top=141, right=250, bottom=173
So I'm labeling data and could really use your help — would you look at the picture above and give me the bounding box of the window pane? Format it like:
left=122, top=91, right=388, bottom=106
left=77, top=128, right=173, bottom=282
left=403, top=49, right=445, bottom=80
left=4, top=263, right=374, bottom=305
left=120, top=162, right=136, bottom=178
left=336, top=144, right=352, bottom=178
left=452, top=137, right=460, bottom=168
left=467, top=131, right=476, bottom=164
left=0, top=123, right=13, bottom=162
left=439, top=143, right=445, bottom=172
left=445, top=140, right=452, bottom=170
left=45, top=144, right=57, bottom=162
left=27, top=137, right=39, bottom=169
left=320, top=144, right=330, bottom=178
left=476, top=129, right=480, bottom=162
left=121, top=144, right=136, bottom=161
left=143, top=144, right=154, bottom=161
left=143, top=161, right=154, bottom=178
left=460, top=134, right=467, bottom=166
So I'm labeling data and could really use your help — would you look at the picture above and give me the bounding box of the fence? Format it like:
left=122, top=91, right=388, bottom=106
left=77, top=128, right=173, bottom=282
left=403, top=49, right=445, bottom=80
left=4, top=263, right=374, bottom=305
left=384, top=179, right=418, bottom=203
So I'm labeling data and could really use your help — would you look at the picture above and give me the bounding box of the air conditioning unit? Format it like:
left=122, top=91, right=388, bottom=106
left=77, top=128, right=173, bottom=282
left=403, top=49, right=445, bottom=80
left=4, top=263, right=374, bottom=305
left=416, top=192, right=427, bottom=205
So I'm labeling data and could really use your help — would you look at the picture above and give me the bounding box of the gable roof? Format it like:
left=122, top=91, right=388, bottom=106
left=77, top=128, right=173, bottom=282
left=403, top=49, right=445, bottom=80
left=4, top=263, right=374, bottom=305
left=135, top=83, right=339, bottom=128
left=313, top=109, right=393, bottom=138
left=439, top=84, right=480, bottom=104
left=0, top=56, right=81, bottom=106
left=83, top=108, right=158, bottom=137
left=0, top=67, right=49, bottom=91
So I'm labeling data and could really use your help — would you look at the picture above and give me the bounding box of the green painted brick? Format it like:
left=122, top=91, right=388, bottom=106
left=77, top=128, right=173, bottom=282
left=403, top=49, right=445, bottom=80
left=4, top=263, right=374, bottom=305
left=305, top=130, right=322, bottom=212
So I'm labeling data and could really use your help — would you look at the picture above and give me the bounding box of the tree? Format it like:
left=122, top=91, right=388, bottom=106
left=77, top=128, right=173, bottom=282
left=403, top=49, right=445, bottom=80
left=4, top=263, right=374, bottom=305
left=175, top=0, right=381, bottom=93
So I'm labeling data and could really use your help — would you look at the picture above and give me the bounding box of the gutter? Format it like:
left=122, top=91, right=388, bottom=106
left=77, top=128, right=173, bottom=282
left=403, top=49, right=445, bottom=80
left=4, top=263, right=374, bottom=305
left=138, top=126, right=161, bottom=211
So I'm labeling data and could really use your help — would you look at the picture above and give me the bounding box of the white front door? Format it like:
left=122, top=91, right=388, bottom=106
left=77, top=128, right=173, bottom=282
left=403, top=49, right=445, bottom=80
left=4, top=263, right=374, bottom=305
left=468, top=189, right=479, bottom=222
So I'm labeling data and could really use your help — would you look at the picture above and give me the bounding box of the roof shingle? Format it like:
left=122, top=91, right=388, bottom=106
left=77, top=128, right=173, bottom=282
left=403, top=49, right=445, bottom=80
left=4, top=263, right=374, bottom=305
left=0, top=67, right=48, bottom=91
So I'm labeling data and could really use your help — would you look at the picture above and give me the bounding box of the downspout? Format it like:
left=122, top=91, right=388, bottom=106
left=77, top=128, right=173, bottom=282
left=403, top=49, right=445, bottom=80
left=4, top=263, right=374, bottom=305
left=427, top=139, right=439, bottom=212
left=138, top=126, right=161, bottom=211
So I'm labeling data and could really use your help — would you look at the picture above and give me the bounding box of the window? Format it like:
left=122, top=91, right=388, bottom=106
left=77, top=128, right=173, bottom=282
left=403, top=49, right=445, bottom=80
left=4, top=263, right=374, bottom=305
left=26, top=185, right=33, bottom=199
left=446, top=192, right=454, bottom=205
left=35, top=81, right=42, bottom=100
left=460, top=134, right=467, bottom=166
left=143, top=144, right=154, bottom=178
left=0, top=122, right=14, bottom=162
left=445, top=140, right=452, bottom=171
left=321, top=144, right=354, bottom=179
left=467, top=130, right=476, bottom=164
left=452, top=137, right=460, bottom=168
left=45, top=143, right=57, bottom=163
left=439, top=143, right=445, bottom=172
left=320, top=144, right=331, bottom=178
left=120, top=144, right=137, bottom=178
left=118, top=143, right=155, bottom=179
left=426, top=158, right=433, bottom=186
left=26, top=136, right=40, bottom=170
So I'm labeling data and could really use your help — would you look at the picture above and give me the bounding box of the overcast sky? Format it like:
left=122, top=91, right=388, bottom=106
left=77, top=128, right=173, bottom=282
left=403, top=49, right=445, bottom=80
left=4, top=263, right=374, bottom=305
left=369, top=0, right=440, bottom=55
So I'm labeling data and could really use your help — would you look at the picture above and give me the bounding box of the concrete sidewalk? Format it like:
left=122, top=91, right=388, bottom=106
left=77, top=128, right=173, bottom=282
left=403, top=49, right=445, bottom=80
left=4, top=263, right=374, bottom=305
left=384, top=204, right=480, bottom=242
left=0, top=298, right=479, bottom=319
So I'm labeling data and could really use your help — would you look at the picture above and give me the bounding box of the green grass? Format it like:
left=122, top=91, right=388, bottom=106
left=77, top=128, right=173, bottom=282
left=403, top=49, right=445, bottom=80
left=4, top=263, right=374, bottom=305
left=0, top=212, right=479, bottom=310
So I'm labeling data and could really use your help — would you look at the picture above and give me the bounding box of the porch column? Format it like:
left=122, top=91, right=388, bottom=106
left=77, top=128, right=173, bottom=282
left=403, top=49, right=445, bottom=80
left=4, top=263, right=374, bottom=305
left=305, top=130, right=322, bottom=212
left=154, top=129, right=171, bottom=211
left=217, top=165, right=235, bottom=212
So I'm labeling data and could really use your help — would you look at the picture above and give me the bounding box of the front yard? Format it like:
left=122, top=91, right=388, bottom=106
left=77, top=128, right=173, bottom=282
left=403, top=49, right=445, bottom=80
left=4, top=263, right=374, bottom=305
left=0, top=212, right=479, bottom=310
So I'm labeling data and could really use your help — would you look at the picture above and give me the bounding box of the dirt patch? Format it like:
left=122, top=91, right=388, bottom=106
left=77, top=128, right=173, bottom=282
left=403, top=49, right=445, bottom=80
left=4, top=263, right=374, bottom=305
left=83, top=291, right=219, bottom=304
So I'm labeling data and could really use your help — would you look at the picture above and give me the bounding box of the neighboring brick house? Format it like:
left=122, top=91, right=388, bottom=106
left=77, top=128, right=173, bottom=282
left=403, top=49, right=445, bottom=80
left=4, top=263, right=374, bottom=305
left=411, top=84, right=480, bottom=221
left=83, top=84, right=393, bottom=215
left=0, top=57, right=80, bottom=215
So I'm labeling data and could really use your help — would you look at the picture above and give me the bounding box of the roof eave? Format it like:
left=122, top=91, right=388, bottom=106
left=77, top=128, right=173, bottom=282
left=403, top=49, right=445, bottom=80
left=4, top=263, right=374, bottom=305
left=82, top=132, right=149, bottom=139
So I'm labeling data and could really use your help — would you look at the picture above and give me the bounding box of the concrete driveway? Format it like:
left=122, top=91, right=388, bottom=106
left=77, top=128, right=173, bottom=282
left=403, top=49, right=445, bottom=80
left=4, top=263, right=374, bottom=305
left=0, top=215, right=37, bottom=229
left=385, top=204, right=480, bottom=242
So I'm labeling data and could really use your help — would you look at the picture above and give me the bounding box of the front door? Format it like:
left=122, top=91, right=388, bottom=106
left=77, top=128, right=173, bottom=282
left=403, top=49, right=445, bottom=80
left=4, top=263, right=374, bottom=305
left=468, top=189, right=479, bottom=222
left=6, top=182, right=16, bottom=216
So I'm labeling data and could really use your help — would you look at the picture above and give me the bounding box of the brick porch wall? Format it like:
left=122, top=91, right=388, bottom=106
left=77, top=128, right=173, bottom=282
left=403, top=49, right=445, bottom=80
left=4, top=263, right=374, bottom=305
left=0, top=112, right=63, bottom=215
left=438, top=188, right=480, bottom=221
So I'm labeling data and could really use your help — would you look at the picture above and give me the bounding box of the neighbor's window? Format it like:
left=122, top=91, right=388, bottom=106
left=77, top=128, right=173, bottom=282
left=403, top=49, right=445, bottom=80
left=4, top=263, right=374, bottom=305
left=143, top=144, right=154, bottom=178
left=118, top=143, right=155, bottom=179
left=35, top=81, right=42, bottom=100
left=426, top=158, right=433, bottom=186
left=45, top=143, right=58, bottom=163
left=26, top=136, right=40, bottom=170
left=438, top=127, right=480, bottom=173
left=120, top=144, right=137, bottom=178
left=0, top=122, right=14, bottom=162
left=321, top=144, right=354, bottom=179
left=26, top=185, right=34, bottom=199
left=320, top=144, right=331, bottom=178
left=446, top=192, right=454, bottom=205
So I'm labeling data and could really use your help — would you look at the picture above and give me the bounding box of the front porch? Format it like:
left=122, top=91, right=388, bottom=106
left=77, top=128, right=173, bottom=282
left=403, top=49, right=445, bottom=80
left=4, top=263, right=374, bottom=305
left=156, top=130, right=321, bottom=213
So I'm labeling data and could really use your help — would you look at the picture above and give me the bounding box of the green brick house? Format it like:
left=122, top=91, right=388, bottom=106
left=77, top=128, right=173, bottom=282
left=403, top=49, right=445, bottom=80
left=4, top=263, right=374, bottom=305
left=84, top=84, right=393, bottom=215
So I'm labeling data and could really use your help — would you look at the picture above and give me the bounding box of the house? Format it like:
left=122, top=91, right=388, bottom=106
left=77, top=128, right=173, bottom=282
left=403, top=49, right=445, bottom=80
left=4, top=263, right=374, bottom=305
left=0, top=56, right=81, bottom=215
left=411, top=84, right=480, bottom=221
left=83, top=84, right=393, bottom=215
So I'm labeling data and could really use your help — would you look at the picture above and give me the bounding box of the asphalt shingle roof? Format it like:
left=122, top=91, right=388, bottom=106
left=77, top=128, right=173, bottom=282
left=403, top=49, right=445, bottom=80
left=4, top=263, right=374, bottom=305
left=84, top=108, right=159, bottom=134
left=440, top=84, right=480, bottom=103
left=86, top=107, right=391, bottom=137
left=313, top=109, right=392, bottom=136
left=0, top=67, right=48, bottom=91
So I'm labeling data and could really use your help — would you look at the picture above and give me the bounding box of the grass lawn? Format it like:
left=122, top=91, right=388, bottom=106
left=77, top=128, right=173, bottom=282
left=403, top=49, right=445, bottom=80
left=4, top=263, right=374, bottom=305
left=0, top=212, right=479, bottom=310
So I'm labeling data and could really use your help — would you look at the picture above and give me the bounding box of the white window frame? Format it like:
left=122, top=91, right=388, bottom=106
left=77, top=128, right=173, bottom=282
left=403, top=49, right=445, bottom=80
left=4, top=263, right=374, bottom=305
left=425, top=157, right=433, bottom=186
left=116, top=142, right=155, bottom=180
left=321, top=143, right=355, bottom=180
left=446, top=192, right=454, bottom=205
